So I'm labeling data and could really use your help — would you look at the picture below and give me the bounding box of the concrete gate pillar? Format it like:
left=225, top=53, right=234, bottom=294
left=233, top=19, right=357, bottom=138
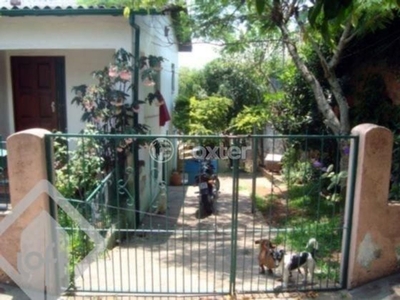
left=0, top=129, right=61, bottom=298
left=347, top=124, right=400, bottom=288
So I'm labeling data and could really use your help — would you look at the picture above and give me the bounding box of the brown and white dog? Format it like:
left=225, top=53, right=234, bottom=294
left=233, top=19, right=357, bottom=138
left=272, top=238, right=318, bottom=288
left=255, top=239, right=277, bottom=275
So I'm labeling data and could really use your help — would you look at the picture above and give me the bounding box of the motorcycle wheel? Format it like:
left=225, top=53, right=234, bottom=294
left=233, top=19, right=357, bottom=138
left=200, top=194, right=213, bottom=216
left=214, top=176, right=220, bottom=192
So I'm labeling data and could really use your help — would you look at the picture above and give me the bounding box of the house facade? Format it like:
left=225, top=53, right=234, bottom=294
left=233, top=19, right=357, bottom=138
left=0, top=1, right=189, bottom=219
left=0, top=4, right=180, bottom=135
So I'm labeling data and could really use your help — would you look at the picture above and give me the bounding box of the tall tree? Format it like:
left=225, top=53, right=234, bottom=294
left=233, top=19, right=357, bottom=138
left=189, top=0, right=400, bottom=135
left=80, top=0, right=400, bottom=135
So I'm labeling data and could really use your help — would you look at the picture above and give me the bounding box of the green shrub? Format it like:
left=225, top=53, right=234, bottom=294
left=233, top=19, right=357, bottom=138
left=54, top=125, right=104, bottom=200
left=54, top=125, right=104, bottom=288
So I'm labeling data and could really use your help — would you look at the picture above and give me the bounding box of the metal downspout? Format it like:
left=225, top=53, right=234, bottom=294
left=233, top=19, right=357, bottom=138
left=129, top=14, right=141, bottom=228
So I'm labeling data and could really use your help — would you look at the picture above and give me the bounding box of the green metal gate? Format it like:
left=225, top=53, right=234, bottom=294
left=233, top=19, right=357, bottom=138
left=45, top=133, right=358, bottom=297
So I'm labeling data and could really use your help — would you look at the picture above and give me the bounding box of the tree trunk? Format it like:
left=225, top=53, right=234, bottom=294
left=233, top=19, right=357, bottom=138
left=278, top=24, right=341, bottom=135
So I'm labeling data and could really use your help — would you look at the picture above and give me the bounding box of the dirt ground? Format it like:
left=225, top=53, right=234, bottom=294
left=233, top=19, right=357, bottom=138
left=236, top=170, right=294, bottom=227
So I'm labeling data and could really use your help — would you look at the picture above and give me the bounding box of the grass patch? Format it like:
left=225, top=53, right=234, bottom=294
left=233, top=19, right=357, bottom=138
left=238, top=185, right=248, bottom=191
left=272, top=213, right=343, bottom=284
left=286, top=182, right=341, bottom=226
left=273, top=216, right=342, bottom=255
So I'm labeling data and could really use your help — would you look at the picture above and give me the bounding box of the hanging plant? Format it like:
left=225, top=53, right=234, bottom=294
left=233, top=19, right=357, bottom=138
left=141, top=68, right=156, bottom=87
left=148, top=55, right=165, bottom=71
left=139, top=55, right=165, bottom=72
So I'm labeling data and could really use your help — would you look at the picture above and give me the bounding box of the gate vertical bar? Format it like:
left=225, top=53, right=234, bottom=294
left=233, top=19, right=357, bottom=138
left=251, top=133, right=257, bottom=214
left=229, top=138, right=240, bottom=295
left=45, top=135, right=56, bottom=218
left=130, top=15, right=141, bottom=228
left=45, top=134, right=62, bottom=297
left=341, top=136, right=359, bottom=288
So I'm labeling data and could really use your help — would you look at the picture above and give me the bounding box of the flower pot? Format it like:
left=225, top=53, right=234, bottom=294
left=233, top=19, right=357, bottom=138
left=142, top=77, right=155, bottom=87
left=149, top=56, right=163, bottom=71
left=151, top=62, right=163, bottom=71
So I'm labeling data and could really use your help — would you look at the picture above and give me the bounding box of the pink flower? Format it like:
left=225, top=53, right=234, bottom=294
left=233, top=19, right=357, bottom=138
left=84, top=101, right=95, bottom=111
left=109, top=65, right=118, bottom=78
left=116, top=147, right=124, bottom=153
left=120, top=70, right=132, bottom=81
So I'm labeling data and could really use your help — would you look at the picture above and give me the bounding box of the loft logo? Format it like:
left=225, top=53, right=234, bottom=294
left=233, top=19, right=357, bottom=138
left=0, top=180, right=107, bottom=300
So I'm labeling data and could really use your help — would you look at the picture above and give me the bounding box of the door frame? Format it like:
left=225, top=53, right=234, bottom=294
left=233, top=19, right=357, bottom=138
left=10, top=56, right=67, bottom=133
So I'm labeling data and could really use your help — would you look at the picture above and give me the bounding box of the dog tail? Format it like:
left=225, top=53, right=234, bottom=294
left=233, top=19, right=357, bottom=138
left=307, top=238, right=318, bottom=258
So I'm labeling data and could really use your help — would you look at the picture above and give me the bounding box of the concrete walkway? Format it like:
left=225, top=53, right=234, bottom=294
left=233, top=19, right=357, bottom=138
left=72, top=175, right=276, bottom=294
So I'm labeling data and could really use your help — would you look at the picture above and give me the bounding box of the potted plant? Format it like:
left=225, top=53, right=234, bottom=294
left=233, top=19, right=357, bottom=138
left=148, top=55, right=164, bottom=71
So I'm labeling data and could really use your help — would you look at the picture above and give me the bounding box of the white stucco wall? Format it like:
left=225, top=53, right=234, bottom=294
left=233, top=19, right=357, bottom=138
left=0, top=14, right=179, bottom=137
left=0, top=15, right=131, bottom=136
left=134, top=14, right=180, bottom=202
left=135, top=15, right=179, bottom=135
left=0, top=15, right=131, bottom=50
left=0, top=13, right=181, bottom=212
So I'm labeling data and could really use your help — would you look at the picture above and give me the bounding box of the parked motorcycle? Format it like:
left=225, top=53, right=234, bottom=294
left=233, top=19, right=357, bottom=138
left=194, top=159, right=220, bottom=217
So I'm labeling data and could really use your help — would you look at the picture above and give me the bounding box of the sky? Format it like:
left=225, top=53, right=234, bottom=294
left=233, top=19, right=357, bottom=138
left=179, top=42, right=222, bottom=69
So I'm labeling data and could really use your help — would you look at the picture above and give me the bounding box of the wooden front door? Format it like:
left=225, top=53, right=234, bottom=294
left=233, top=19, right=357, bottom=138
left=11, top=57, right=61, bottom=132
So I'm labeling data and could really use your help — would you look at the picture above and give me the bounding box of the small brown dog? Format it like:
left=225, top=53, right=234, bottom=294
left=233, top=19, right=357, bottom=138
left=255, top=239, right=277, bottom=275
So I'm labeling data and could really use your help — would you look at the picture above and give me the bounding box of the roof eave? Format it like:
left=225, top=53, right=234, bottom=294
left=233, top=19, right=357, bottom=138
left=0, top=7, right=161, bottom=17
